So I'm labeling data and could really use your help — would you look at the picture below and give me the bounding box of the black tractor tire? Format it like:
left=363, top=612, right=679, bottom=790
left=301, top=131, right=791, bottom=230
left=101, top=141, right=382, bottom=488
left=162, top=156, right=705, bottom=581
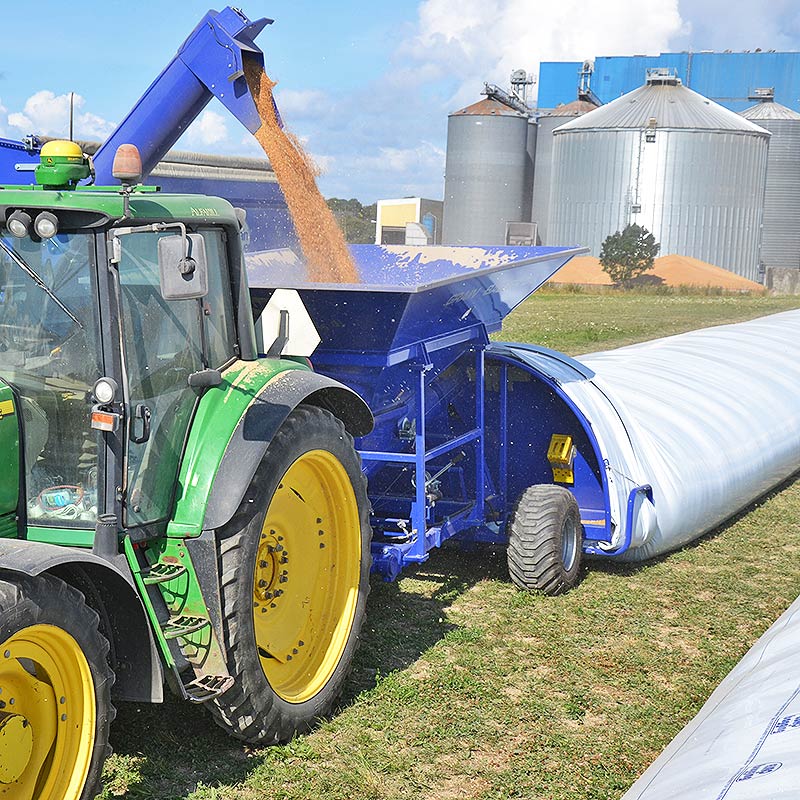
left=208, top=405, right=371, bottom=744
left=0, top=572, right=114, bottom=800
left=507, top=484, right=583, bottom=595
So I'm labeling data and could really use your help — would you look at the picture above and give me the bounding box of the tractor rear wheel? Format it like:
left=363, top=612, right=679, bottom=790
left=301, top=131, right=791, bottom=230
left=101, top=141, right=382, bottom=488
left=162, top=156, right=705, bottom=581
left=209, top=405, right=371, bottom=743
left=507, top=484, right=583, bottom=595
left=0, top=573, right=113, bottom=800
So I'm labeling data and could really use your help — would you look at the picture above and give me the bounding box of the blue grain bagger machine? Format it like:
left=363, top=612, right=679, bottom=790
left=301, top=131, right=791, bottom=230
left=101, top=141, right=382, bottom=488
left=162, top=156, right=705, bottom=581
left=248, top=243, right=621, bottom=585
left=256, top=243, right=799, bottom=591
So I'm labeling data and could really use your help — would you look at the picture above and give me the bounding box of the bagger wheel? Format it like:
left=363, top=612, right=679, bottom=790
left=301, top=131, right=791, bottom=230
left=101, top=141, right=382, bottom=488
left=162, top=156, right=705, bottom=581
left=209, top=405, right=371, bottom=743
left=0, top=573, right=113, bottom=800
left=507, top=484, right=583, bottom=595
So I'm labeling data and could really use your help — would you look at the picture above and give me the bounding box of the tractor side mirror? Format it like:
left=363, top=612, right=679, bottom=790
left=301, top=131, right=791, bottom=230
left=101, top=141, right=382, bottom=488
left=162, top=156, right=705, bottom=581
left=157, top=233, right=208, bottom=300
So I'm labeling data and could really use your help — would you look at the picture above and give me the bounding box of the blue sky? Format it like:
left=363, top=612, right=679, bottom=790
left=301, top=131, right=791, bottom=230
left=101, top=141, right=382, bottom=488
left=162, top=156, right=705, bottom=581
left=1, top=1, right=799, bottom=202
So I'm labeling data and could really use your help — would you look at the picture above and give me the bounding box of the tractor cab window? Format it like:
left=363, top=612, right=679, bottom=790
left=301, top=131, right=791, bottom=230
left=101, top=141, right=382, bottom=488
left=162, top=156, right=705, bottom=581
left=200, top=228, right=237, bottom=368
left=117, top=230, right=205, bottom=526
left=0, top=232, right=101, bottom=527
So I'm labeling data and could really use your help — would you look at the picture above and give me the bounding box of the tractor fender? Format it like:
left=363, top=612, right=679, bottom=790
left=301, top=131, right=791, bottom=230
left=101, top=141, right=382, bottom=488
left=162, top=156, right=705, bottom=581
left=0, top=539, right=163, bottom=702
left=203, top=369, right=373, bottom=531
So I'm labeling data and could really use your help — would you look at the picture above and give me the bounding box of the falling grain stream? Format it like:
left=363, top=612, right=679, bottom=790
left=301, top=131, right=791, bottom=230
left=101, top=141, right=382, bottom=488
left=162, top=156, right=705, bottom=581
left=244, top=57, right=358, bottom=283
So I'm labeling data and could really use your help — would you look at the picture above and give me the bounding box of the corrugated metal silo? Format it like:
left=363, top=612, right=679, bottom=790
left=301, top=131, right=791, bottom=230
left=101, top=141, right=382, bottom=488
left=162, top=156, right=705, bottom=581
left=442, top=98, right=533, bottom=245
left=548, top=71, right=770, bottom=281
left=532, top=100, right=598, bottom=244
left=741, top=98, right=800, bottom=270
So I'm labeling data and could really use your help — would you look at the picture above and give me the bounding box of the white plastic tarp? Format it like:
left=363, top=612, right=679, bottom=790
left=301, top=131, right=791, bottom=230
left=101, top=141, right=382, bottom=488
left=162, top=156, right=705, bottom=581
left=622, top=594, right=800, bottom=799
left=502, top=310, right=800, bottom=560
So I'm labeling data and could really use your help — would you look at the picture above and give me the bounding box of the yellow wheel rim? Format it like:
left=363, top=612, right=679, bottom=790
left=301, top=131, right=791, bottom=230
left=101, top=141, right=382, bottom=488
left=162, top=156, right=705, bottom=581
left=0, top=624, right=95, bottom=800
left=252, top=450, right=362, bottom=704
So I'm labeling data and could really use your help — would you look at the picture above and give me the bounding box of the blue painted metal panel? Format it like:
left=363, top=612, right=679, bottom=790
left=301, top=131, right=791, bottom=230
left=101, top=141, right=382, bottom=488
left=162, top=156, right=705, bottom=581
left=93, top=7, right=273, bottom=183
left=539, top=52, right=800, bottom=112
left=592, top=53, right=688, bottom=103
left=0, top=138, right=40, bottom=184
left=537, top=61, right=583, bottom=108
left=484, top=347, right=610, bottom=548
left=249, top=244, right=585, bottom=359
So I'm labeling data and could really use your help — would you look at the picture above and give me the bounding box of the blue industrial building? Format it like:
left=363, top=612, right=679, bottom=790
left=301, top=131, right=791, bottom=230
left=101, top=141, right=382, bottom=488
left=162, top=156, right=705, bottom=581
left=538, top=52, right=800, bottom=112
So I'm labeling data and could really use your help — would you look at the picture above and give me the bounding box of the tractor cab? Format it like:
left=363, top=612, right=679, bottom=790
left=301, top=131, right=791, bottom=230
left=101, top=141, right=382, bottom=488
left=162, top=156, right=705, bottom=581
left=0, top=141, right=252, bottom=540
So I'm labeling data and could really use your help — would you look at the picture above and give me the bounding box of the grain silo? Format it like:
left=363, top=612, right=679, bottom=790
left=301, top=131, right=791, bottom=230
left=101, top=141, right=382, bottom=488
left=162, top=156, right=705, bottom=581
left=548, top=69, right=770, bottom=281
left=740, top=92, right=800, bottom=270
left=443, top=95, right=534, bottom=245
left=532, top=100, right=598, bottom=244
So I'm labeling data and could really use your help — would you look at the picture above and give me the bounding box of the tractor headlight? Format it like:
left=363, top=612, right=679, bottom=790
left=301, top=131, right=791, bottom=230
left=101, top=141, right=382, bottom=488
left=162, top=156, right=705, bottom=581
left=7, top=210, right=32, bottom=238
left=34, top=212, right=59, bottom=239
left=92, top=377, right=118, bottom=405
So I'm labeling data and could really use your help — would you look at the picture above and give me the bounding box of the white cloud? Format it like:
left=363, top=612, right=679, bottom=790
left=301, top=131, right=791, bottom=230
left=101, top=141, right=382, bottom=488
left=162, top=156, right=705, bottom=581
left=182, top=109, right=228, bottom=148
left=197, top=110, right=228, bottom=145
left=319, top=141, right=446, bottom=200
left=375, top=142, right=445, bottom=174
left=7, top=90, right=114, bottom=140
left=275, top=89, right=331, bottom=120
left=674, top=0, right=800, bottom=50
left=404, top=0, right=688, bottom=109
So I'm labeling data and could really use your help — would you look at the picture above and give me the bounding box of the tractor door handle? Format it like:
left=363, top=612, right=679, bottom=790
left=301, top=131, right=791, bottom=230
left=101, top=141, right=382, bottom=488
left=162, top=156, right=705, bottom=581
left=130, top=404, right=152, bottom=444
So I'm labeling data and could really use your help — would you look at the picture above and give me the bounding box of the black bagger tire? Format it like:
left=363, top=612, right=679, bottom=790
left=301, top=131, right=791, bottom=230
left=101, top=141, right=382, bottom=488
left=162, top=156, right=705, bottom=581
left=208, top=405, right=371, bottom=743
left=507, top=484, right=583, bottom=595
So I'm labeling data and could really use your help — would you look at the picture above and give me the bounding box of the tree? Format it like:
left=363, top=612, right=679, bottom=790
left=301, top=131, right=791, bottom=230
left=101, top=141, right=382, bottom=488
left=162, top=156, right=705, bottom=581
left=599, top=224, right=660, bottom=287
left=326, top=197, right=377, bottom=244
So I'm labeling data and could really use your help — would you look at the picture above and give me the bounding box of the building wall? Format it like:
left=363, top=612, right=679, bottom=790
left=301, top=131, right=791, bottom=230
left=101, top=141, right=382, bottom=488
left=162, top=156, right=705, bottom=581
left=375, top=198, right=443, bottom=244
left=539, top=52, right=800, bottom=113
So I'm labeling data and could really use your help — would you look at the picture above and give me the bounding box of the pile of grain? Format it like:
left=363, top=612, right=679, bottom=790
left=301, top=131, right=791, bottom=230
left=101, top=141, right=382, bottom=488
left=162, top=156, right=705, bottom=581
left=552, top=254, right=764, bottom=292
left=244, top=57, right=357, bottom=283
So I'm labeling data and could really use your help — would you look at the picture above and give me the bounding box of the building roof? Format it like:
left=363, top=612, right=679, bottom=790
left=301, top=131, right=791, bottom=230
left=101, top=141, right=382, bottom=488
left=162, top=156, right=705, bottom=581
left=740, top=101, right=800, bottom=121
left=554, top=81, right=770, bottom=135
left=539, top=99, right=599, bottom=118
left=450, top=98, right=527, bottom=118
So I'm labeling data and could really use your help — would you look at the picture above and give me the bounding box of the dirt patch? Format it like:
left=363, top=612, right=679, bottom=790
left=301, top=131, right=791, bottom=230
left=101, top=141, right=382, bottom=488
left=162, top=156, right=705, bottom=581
left=244, top=57, right=357, bottom=283
left=552, top=254, right=765, bottom=292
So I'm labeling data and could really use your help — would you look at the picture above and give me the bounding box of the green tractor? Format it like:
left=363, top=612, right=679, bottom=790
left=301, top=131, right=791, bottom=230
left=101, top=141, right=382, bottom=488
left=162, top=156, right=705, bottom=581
left=0, top=141, right=373, bottom=798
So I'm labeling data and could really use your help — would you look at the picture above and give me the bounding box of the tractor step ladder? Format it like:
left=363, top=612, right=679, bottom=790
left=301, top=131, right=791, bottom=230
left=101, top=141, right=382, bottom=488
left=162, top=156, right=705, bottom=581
left=124, top=536, right=233, bottom=703
left=184, top=674, right=235, bottom=702
left=162, top=614, right=210, bottom=639
left=142, top=561, right=188, bottom=585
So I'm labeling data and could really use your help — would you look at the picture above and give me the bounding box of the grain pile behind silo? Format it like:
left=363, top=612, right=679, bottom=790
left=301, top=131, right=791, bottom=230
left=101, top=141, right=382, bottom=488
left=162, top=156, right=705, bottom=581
left=552, top=255, right=765, bottom=291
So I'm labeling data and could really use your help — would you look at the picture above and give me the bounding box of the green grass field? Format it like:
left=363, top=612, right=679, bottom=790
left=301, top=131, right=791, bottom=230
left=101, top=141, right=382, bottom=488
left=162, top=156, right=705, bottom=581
left=102, top=289, right=800, bottom=799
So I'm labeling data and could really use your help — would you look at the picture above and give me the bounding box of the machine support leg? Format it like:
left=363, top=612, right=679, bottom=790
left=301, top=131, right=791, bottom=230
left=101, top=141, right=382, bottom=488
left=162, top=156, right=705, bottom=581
left=475, top=347, right=486, bottom=519
left=500, top=362, right=509, bottom=521
left=411, top=364, right=428, bottom=560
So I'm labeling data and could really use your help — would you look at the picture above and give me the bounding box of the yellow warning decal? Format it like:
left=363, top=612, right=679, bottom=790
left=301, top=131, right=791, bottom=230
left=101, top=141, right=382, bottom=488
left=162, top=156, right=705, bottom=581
left=0, top=400, right=15, bottom=418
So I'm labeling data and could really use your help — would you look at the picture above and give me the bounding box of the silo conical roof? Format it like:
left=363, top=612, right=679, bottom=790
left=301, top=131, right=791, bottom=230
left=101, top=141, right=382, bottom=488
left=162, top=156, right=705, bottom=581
left=740, top=100, right=800, bottom=121
left=450, top=98, right=527, bottom=118
left=554, top=80, right=770, bottom=134
left=540, top=99, right=599, bottom=118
